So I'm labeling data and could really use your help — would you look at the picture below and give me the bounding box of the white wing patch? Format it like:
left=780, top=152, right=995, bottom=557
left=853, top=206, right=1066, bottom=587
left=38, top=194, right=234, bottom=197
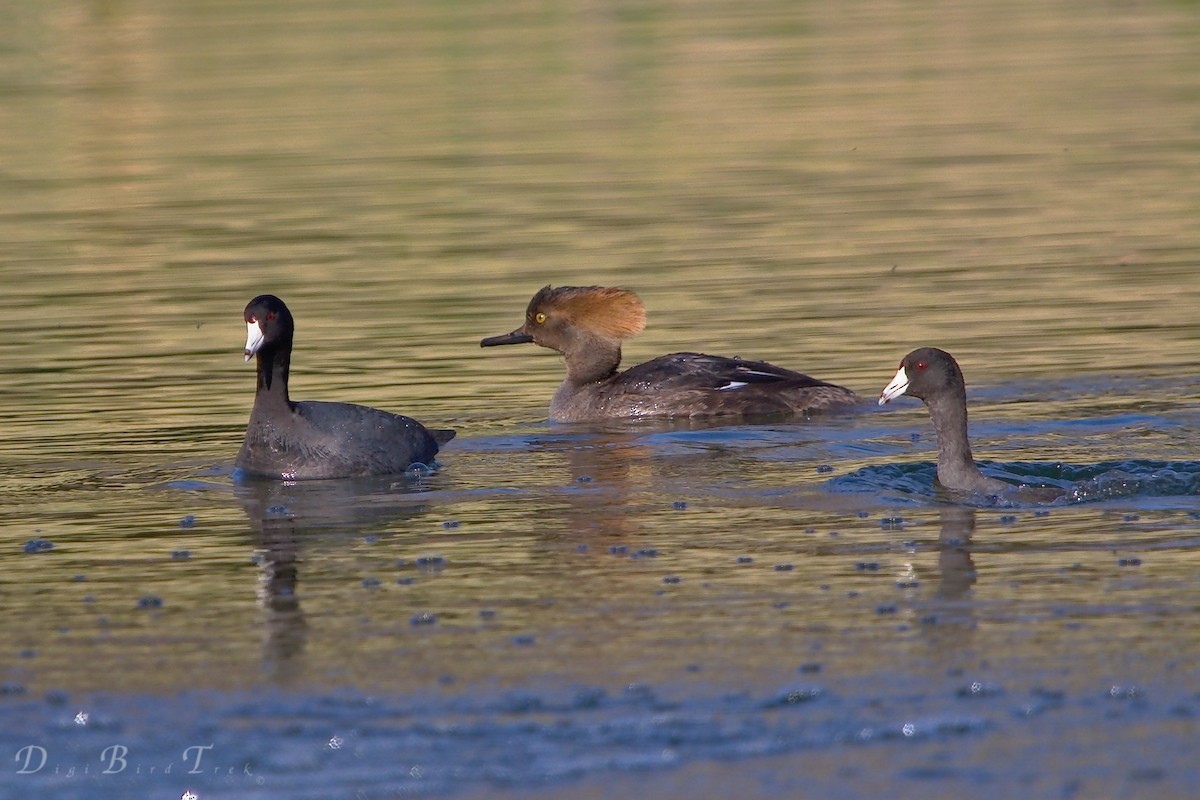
left=717, top=381, right=749, bottom=391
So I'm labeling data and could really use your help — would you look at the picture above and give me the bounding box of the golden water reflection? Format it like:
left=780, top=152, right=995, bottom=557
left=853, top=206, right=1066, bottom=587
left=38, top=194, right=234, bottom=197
left=0, top=0, right=1198, bottom=768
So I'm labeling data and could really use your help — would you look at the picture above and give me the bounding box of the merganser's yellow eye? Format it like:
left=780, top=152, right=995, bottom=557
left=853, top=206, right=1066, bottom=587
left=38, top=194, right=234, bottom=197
left=534, top=312, right=547, bottom=324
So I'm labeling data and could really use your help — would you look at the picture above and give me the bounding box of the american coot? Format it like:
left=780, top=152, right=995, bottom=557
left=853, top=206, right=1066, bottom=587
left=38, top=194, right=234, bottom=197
left=481, top=285, right=862, bottom=421
left=879, top=347, right=1061, bottom=501
left=237, top=295, right=454, bottom=480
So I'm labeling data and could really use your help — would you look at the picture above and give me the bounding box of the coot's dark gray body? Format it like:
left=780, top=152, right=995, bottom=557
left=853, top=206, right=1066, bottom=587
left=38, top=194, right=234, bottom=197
left=237, top=294, right=452, bottom=480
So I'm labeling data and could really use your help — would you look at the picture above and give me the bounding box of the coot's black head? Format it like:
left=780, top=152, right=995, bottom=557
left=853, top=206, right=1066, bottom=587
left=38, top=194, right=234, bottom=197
left=879, top=347, right=964, bottom=405
left=243, top=294, right=295, bottom=362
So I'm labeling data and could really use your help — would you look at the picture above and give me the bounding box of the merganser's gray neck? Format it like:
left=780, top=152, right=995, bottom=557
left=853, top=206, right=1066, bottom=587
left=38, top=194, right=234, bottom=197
left=561, top=331, right=622, bottom=385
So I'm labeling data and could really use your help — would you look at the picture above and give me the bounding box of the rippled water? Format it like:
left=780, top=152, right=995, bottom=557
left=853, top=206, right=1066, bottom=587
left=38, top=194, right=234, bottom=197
left=3, top=1, right=1200, bottom=798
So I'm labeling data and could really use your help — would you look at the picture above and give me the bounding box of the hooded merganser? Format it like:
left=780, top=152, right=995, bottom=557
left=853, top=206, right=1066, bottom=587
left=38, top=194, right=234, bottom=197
left=481, top=285, right=862, bottom=422
left=237, top=294, right=454, bottom=480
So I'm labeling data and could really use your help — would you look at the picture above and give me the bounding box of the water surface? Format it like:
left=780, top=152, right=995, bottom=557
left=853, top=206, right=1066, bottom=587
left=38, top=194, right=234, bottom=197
left=2, top=1, right=1200, bottom=797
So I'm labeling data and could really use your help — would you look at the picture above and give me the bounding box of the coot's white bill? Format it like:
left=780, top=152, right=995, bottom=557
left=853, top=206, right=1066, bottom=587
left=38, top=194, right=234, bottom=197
left=244, top=320, right=265, bottom=362
left=879, top=364, right=910, bottom=405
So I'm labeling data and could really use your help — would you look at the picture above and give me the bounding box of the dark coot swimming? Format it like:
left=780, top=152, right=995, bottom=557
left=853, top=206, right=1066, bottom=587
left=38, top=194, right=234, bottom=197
left=879, top=347, right=1062, bottom=502
left=236, top=294, right=454, bottom=480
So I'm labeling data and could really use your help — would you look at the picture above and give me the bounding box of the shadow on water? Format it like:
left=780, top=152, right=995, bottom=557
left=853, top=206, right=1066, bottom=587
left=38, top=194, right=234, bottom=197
left=234, top=476, right=445, bottom=685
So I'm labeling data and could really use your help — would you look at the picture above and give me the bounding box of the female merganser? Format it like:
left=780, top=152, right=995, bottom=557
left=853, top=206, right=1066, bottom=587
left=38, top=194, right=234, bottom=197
left=481, top=285, right=862, bottom=422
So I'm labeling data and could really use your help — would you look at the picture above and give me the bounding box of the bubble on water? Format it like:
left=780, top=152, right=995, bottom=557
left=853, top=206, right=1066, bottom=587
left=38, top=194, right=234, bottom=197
left=410, top=612, right=437, bottom=626
left=957, top=681, right=1003, bottom=698
left=1108, top=684, right=1143, bottom=700
left=406, top=462, right=432, bottom=478
left=23, top=539, right=54, bottom=554
left=137, top=595, right=164, bottom=609
left=415, top=556, right=446, bottom=571
left=764, top=684, right=823, bottom=708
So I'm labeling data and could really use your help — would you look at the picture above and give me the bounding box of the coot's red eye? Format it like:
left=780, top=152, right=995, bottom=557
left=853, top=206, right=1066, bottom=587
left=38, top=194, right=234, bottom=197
left=915, top=361, right=927, bottom=371
left=266, top=312, right=276, bottom=322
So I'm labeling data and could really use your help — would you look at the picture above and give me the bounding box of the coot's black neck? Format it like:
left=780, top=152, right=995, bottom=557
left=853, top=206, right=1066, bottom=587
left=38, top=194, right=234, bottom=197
left=254, top=338, right=293, bottom=409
